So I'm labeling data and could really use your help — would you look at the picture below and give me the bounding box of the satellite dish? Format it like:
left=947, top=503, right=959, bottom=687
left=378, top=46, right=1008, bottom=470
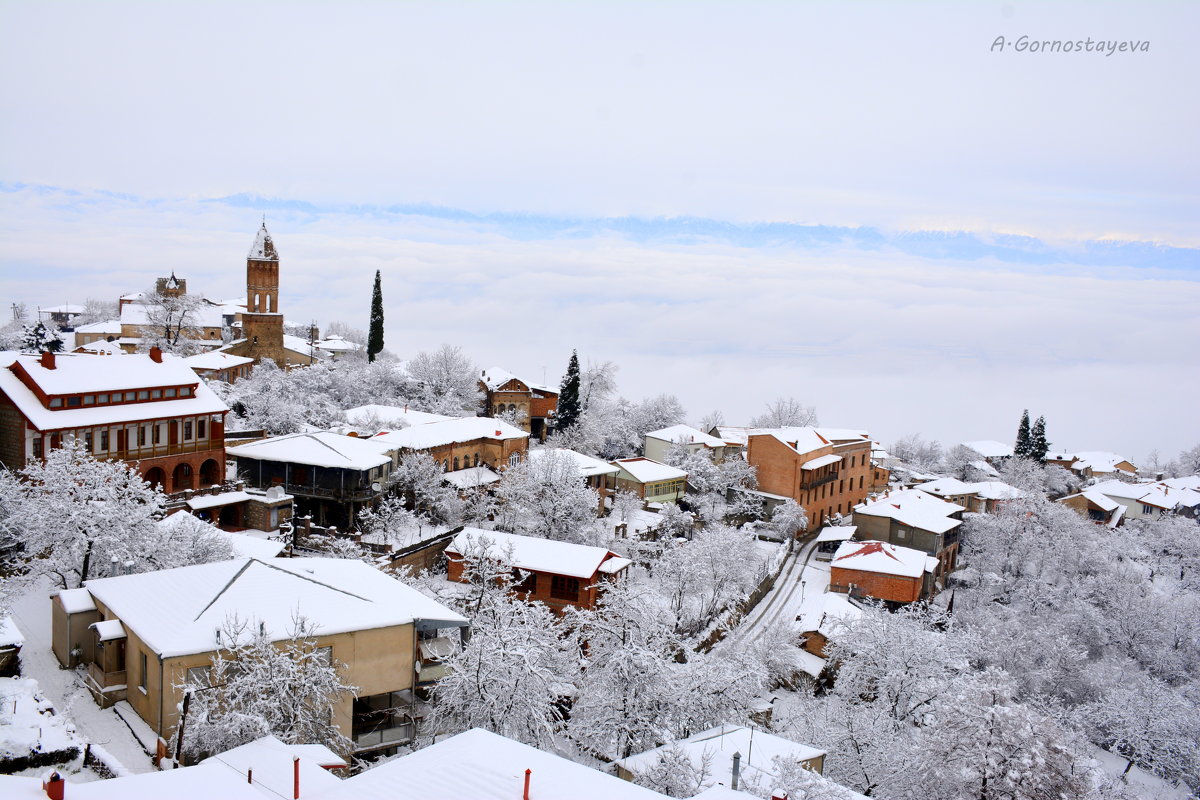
left=372, top=482, right=382, bottom=492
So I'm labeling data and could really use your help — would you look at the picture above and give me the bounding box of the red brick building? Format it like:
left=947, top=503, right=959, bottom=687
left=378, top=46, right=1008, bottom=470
left=479, top=367, right=558, bottom=441
left=371, top=417, right=529, bottom=475
left=828, top=539, right=934, bottom=605
left=445, top=528, right=631, bottom=612
left=746, top=427, right=874, bottom=527
left=0, top=349, right=228, bottom=494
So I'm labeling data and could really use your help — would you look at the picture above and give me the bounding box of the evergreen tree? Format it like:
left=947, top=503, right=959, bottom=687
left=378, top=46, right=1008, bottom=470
left=1030, top=415, right=1049, bottom=461
left=367, top=269, right=384, bottom=363
left=20, top=321, right=63, bottom=353
left=1014, top=409, right=1032, bottom=459
left=557, top=350, right=581, bottom=431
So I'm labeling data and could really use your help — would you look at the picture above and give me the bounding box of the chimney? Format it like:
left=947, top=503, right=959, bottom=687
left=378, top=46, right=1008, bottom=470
left=495, top=430, right=502, bottom=437
left=731, top=752, right=742, bottom=791
left=149, top=346, right=163, bottom=363
left=294, top=756, right=300, bottom=799
left=43, top=772, right=65, bottom=800
left=523, top=769, right=532, bottom=800
left=39, top=351, right=56, bottom=370
left=771, top=794, right=790, bottom=800
left=247, top=769, right=253, bottom=784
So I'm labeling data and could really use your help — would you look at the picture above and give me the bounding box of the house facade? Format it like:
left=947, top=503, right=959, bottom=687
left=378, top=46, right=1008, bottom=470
left=746, top=427, right=874, bottom=527
left=828, top=539, right=935, bottom=604
left=371, top=417, right=529, bottom=476
left=852, top=489, right=964, bottom=578
left=51, top=557, right=467, bottom=759
left=445, top=528, right=632, bottom=612
left=610, top=457, right=688, bottom=504
left=0, top=349, right=228, bottom=494
left=644, top=424, right=741, bottom=464
left=479, top=367, right=559, bottom=441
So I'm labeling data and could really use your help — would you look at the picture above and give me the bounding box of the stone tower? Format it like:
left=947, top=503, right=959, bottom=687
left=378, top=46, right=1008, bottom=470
left=155, top=272, right=187, bottom=298
left=241, top=223, right=286, bottom=365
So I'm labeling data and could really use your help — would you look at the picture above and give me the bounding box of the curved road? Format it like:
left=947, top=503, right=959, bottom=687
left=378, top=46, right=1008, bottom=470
left=723, top=534, right=822, bottom=649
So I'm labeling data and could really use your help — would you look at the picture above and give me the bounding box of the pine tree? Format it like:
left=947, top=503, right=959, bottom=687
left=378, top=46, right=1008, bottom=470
left=1030, top=415, right=1049, bottom=461
left=367, top=269, right=384, bottom=363
left=1014, top=409, right=1032, bottom=459
left=557, top=350, right=581, bottom=431
left=20, top=321, right=63, bottom=353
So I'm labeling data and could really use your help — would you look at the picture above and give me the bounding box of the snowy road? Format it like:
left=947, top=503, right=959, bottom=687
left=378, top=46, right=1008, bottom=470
left=723, top=534, right=828, bottom=648
left=9, top=581, right=156, bottom=774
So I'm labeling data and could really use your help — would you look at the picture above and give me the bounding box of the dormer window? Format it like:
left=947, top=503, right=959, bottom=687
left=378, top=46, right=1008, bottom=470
left=137, top=391, right=149, bottom=400
left=49, top=398, right=62, bottom=408
left=165, top=388, right=177, bottom=398
left=67, top=396, right=81, bottom=407
left=125, top=392, right=135, bottom=401
left=98, top=394, right=108, bottom=403
left=83, top=395, right=95, bottom=405
left=150, top=390, right=162, bottom=399
left=180, top=387, right=191, bottom=397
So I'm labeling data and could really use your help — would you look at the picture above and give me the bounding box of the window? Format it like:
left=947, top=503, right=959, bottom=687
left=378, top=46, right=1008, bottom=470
left=137, top=425, right=147, bottom=447
left=164, top=388, right=176, bottom=398
left=508, top=453, right=520, bottom=467
left=1142, top=504, right=1155, bottom=515
left=137, top=391, right=149, bottom=401
left=152, top=424, right=161, bottom=445
left=183, top=421, right=193, bottom=440
left=150, top=389, right=162, bottom=399
left=185, top=666, right=210, bottom=687
left=315, top=646, right=333, bottom=668
left=67, top=396, right=81, bottom=407
left=442, top=460, right=449, bottom=472
left=840, top=480, right=844, bottom=493
left=97, top=394, right=108, bottom=404
left=180, top=387, right=191, bottom=397
left=859, top=476, right=864, bottom=489
left=453, top=457, right=460, bottom=471
left=514, top=570, right=537, bottom=594
left=473, top=453, right=479, bottom=467
left=83, top=395, right=95, bottom=405
left=550, top=575, right=580, bottom=602
left=897, top=529, right=907, bottom=539
left=138, top=652, right=148, bottom=691
left=125, top=392, right=135, bottom=401
left=49, top=398, right=62, bottom=408
left=84, top=431, right=94, bottom=451
left=197, top=419, right=206, bottom=439
left=100, top=430, right=109, bottom=451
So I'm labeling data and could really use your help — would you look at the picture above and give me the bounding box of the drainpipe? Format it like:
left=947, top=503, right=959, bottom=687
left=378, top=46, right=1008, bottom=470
left=731, top=751, right=741, bottom=791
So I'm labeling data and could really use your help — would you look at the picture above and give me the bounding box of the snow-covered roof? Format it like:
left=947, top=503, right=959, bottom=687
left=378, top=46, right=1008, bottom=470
left=443, top=465, right=501, bottom=489
left=119, top=299, right=228, bottom=330
left=1050, top=450, right=1136, bottom=474
left=204, top=735, right=344, bottom=797
left=281, top=334, right=324, bottom=358
left=90, top=619, right=126, bottom=642
left=612, top=457, right=688, bottom=484
left=0, top=616, right=24, bottom=647
left=616, top=725, right=825, bottom=792
left=73, top=319, right=124, bottom=334
left=73, top=340, right=126, bottom=355
left=970, top=481, right=1024, bottom=501
left=795, top=591, right=863, bottom=637
left=815, top=525, right=857, bottom=543
left=831, top=540, right=928, bottom=578
left=249, top=223, right=278, bottom=260
left=645, top=424, right=731, bottom=449
left=1079, top=490, right=1120, bottom=512
left=0, top=353, right=227, bottom=432
left=1163, top=475, right=1200, bottom=491
left=56, top=587, right=96, bottom=613
left=916, top=477, right=974, bottom=497
left=754, top=426, right=831, bottom=456
left=712, top=426, right=754, bottom=446
left=801, top=453, right=842, bottom=470
left=853, top=489, right=963, bottom=534
left=448, top=528, right=627, bottom=580
left=344, top=404, right=454, bottom=429
left=962, top=440, right=1014, bottom=459
left=815, top=427, right=871, bottom=443
left=324, top=727, right=670, bottom=800
left=372, top=416, right=529, bottom=450
left=480, top=366, right=525, bottom=391
left=315, top=335, right=363, bottom=352
left=0, top=762, right=270, bottom=799
left=227, top=430, right=391, bottom=471
left=41, top=303, right=85, bottom=314
left=83, top=557, right=466, bottom=658
left=184, top=350, right=254, bottom=371
left=529, top=447, right=620, bottom=478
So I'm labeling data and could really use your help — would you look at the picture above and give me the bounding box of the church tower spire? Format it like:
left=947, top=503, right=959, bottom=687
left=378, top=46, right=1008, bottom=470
left=240, top=221, right=285, bottom=365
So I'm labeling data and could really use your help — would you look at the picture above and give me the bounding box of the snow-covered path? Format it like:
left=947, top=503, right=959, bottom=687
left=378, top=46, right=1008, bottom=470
left=723, top=534, right=828, bottom=648
left=9, top=582, right=156, bottom=774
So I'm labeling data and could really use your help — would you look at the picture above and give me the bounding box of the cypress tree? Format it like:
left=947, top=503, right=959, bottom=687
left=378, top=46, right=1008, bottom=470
left=367, top=270, right=384, bottom=363
left=557, top=350, right=581, bottom=430
left=1030, top=415, right=1049, bottom=461
left=1014, top=409, right=1032, bottom=459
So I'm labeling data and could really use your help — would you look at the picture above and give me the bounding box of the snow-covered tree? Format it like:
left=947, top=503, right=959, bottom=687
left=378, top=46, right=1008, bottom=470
left=357, top=494, right=435, bottom=549
left=749, top=397, right=818, bottom=429
left=632, top=744, right=714, bottom=798
left=610, top=490, right=644, bottom=528
left=941, top=444, right=989, bottom=481
left=429, top=533, right=581, bottom=749
left=137, top=288, right=208, bottom=355
left=19, top=320, right=64, bottom=353
left=72, top=297, right=118, bottom=327
left=889, top=433, right=943, bottom=472
left=152, top=513, right=236, bottom=570
left=495, top=449, right=600, bottom=543
left=557, top=350, right=582, bottom=430
left=770, top=498, right=809, bottom=538
left=390, top=451, right=461, bottom=526
left=653, top=525, right=763, bottom=637
left=1014, top=409, right=1033, bottom=459
left=180, top=615, right=357, bottom=761
left=0, top=440, right=165, bottom=589
left=406, top=344, right=482, bottom=416
left=367, top=269, right=384, bottom=363
left=1030, top=415, right=1050, bottom=461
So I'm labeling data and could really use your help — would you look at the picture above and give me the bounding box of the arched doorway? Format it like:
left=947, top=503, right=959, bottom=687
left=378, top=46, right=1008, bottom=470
left=144, top=466, right=166, bottom=491
left=172, top=462, right=194, bottom=492
left=199, top=459, right=221, bottom=487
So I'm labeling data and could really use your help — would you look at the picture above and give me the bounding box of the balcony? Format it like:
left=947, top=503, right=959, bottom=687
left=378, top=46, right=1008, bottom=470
left=801, top=473, right=837, bottom=492
left=352, top=691, right=421, bottom=752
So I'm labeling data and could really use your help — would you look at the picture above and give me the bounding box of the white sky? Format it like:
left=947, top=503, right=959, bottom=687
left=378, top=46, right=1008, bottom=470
left=1, top=1, right=1197, bottom=461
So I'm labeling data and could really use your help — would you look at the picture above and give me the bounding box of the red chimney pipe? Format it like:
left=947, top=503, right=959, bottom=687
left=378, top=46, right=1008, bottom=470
left=149, top=346, right=163, bottom=363
left=44, top=771, right=65, bottom=800
left=247, top=768, right=253, bottom=784
left=39, top=351, right=56, bottom=370
left=294, top=756, right=300, bottom=799
left=523, top=768, right=532, bottom=800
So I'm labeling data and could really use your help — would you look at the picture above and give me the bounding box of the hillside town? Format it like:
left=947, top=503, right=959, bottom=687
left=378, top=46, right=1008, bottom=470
left=1, top=226, right=1197, bottom=800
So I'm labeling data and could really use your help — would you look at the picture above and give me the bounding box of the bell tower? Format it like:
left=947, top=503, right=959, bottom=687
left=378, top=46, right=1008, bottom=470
left=241, top=222, right=286, bottom=365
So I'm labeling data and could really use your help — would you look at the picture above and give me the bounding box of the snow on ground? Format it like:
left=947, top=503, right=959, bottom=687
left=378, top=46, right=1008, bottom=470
left=8, top=579, right=155, bottom=775
left=1090, top=746, right=1192, bottom=800
left=0, top=676, right=83, bottom=757
left=723, top=535, right=830, bottom=650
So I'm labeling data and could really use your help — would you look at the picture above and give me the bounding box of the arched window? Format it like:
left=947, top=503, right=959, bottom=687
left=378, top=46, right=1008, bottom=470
left=508, top=452, right=520, bottom=467
left=453, top=456, right=460, bottom=471
left=442, top=459, right=449, bottom=472
left=473, top=453, right=480, bottom=467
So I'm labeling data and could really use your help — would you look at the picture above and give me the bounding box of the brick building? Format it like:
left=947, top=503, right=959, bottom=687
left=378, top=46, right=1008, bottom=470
left=445, top=528, right=631, bottom=612
left=479, top=367, right=558, bottom=441
left=610, top=457, right=688, bottom=504
left=851, top=488, right=965, bottom=579
left=371, top=417, right=529, bottom=476
left=828, top=539, right=935, bottom=605
left=746, top=427, right=874, bottom=527
left=0, top=349, right=228, bottom=494
left=225, top=223, right=286, bottom=366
